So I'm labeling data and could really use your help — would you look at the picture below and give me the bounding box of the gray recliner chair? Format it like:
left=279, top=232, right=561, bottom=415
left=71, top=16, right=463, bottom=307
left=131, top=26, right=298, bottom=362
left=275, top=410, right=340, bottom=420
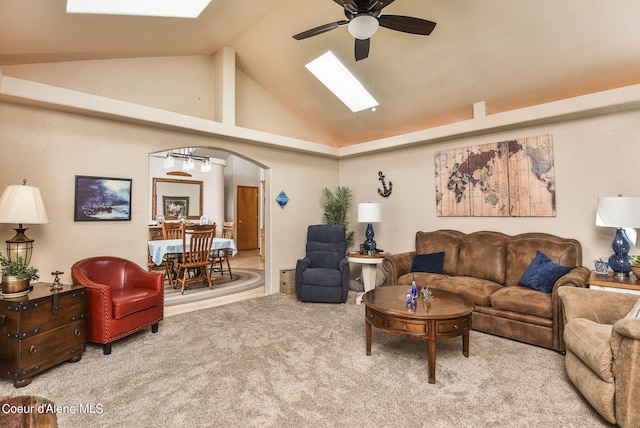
left=296, top=224, right=350, bottom=303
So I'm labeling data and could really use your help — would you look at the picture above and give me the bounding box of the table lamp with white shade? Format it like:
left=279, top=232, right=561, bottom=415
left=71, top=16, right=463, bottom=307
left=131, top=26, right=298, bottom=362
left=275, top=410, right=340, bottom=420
left=0, top=180, right=49, bottom=265
left=595, top=195, right=640, bottom=277
left=357, top=202, right=382, bottom=254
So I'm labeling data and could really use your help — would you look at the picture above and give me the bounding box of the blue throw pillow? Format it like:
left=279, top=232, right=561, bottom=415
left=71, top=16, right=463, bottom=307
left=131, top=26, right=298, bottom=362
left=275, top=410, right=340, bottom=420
left=519, top=251, right=572, bottom=293
left=411, top=252, right=445, bottom=274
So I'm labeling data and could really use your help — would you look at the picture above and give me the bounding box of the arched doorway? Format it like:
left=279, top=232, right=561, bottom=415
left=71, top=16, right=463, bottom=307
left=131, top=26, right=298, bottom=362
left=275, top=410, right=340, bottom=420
left=148, top=147, right=269, bottom=313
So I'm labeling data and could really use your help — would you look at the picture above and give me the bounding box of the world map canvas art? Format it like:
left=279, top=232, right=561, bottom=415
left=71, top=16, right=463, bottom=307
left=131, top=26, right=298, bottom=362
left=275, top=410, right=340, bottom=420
left=435, top=134, right=556, bottom=217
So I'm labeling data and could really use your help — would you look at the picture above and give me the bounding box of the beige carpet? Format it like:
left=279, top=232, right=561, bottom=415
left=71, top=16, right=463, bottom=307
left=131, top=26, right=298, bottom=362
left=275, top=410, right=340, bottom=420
left=0, top=291, right=610, bottom=427
left=163, top=268, right=265, bottom=306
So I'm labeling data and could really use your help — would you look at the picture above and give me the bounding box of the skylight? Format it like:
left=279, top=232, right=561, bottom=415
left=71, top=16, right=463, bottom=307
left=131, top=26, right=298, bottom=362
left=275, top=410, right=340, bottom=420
left=66, top=0, right=212, bottom=18
left=305, top=52, right=378, bottom=113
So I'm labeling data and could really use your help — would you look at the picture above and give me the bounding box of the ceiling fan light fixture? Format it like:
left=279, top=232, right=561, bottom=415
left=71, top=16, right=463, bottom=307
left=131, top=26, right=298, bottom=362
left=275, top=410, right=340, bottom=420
left=348, top=15, right=379, bottom=40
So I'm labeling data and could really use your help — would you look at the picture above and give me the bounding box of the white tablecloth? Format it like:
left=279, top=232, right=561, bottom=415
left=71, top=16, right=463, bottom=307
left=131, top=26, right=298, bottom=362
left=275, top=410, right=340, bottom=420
left=148, top=238, right=238, bottom=266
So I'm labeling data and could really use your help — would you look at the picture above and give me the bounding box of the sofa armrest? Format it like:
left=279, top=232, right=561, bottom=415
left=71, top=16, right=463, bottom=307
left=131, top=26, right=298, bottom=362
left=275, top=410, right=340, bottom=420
left=613, top=318, right=640, bottom=342
left=382, top=251, right=416, bottom=286
left=555, top=266, right=590, bottom=288
left=295, top=257, right=311, bottom=300
left=339, top=257, right=349, bottom=272
left=559, top=286, right=638, bottom=324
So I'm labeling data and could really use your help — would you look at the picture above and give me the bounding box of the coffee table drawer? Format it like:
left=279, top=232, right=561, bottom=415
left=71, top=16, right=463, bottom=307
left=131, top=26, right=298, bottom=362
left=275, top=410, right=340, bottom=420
left=365, top=308, right=385, bottom=327
left=387, top=318, right=426, bottom=334
left=436, top=317, right=469, bottom=335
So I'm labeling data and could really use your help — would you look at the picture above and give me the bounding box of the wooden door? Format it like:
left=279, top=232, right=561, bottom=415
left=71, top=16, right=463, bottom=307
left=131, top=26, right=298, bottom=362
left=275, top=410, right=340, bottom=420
left=236, top=185, right=258, bottom=250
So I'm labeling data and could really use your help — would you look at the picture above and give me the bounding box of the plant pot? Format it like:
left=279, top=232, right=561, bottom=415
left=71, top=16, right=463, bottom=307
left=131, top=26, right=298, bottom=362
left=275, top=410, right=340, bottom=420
left=594, top=261, right=609, bottom=273
left=632, top=265, right=640, bottom=279
left=1, top=276, right=30, bottom=295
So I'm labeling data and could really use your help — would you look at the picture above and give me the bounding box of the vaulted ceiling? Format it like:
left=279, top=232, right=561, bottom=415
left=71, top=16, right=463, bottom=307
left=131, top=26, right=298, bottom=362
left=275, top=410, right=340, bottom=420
left=2, top=0, right=640, bottom=147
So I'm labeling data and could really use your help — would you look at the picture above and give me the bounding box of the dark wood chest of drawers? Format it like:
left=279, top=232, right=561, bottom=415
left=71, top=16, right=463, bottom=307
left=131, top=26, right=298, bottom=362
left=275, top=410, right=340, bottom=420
left=0, top=283, right=86, bottom=387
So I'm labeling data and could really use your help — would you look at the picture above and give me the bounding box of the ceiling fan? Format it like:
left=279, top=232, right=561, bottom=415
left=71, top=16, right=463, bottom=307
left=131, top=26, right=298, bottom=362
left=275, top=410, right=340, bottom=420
left=293, top=0, right=437, bottom=61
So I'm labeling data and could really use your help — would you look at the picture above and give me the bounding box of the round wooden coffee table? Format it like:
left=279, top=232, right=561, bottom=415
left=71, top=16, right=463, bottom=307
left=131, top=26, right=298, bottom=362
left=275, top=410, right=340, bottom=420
left=362, top=286, right=473, bottom=384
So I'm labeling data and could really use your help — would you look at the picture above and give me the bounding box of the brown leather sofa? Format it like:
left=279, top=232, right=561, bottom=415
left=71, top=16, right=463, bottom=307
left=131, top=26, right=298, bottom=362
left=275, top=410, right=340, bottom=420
left=71, top=256, right=164, bottom=354
left=382, top=230, right=590, bottom=352
left=559, top=286, right=640, bottom=427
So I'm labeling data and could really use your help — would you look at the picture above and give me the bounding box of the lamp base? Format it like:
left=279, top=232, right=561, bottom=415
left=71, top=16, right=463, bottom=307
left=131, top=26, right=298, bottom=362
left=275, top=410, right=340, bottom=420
left=6, top=225, right=34, bottom=266
left=362, top=223, right=377, bottom=255
left=609, top=228, right=631, bottom=277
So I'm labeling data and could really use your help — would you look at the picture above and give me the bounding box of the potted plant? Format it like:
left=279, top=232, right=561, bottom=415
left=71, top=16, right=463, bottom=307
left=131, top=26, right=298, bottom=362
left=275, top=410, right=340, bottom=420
left=320, top=186, right=355, bottom=250
left=593, top=257, right=609, bottom=274
left=630, top=255, right=640, bottom=278
left=0, top=253, right=39, bottom=295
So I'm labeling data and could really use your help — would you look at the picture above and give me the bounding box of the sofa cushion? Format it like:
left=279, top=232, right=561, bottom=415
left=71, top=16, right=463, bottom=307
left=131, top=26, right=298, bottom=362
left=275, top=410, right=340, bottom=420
left=411, top=252, right=445, bottom=274
left=398, top=272, right=446, bottom=287
left=302, top=268, right=343, bottom=288
left=519, top=251, right=571, bottom=293
left=505, top=234, right=580, bottom=286
left=456, top=231, right=509, bottom=284
left=112, top=288, right=162, bottom=320
left=437, top=276, right=502, bottom=307
left=415, top=230, right=461, bottom=276
left=490, top=286, right=552, bottom=318
left=564, top=318, right=614, bottom=383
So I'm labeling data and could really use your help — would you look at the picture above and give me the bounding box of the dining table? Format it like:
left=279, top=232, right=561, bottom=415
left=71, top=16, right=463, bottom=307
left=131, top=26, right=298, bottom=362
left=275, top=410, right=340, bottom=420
left=148, top=238, right=238, bottom=266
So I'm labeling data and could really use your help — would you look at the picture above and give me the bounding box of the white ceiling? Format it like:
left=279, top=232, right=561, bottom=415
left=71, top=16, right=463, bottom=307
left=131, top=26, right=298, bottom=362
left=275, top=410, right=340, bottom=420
left=2, top=0, right=640, bottom=147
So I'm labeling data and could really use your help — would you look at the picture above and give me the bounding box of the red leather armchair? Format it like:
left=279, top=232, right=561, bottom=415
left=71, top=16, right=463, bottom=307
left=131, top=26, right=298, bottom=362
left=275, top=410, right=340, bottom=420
left=71, top=256, right=164, bottom=355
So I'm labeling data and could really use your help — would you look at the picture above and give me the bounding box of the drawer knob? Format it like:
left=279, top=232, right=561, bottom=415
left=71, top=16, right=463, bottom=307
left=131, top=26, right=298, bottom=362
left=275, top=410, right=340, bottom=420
left=453, top=324, right=459, bottom=330
left=29, top=345, right=37, bottom=354
left=368, top=314, right=373, bottom=319
left=74, top=329, right=81, bottom=337
left=402, top=325, right=407, bottom=331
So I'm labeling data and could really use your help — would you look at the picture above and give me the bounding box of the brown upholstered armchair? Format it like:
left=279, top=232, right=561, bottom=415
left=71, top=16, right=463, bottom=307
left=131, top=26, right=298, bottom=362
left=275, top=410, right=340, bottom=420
left=71, top=256, right=164, bottom=355
left=559, top=286, right=640, bottom=427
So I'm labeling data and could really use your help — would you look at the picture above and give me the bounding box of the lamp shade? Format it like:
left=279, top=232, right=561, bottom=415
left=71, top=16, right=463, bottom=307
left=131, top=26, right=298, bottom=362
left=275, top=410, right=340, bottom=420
left=348, top=15, right=379, bottom=40
left=358, top=203, right=382, bottom=223
left=0, top=184, right=49, bottom=225
left=595, top=197, right=640, bottom=228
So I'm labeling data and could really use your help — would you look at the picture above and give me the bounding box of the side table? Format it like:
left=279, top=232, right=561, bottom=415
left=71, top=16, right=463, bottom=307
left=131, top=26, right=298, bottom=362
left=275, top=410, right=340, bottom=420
left=588, top=271, right=640, bottom=295
left=347, top=252, right=386, bottom=304
left=0, top=283, right=86, bottom=387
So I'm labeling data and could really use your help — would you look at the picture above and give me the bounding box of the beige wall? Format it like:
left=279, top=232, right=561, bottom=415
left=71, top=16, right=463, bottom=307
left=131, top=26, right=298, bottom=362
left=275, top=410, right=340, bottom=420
left=1, top=55, right=329, bottom=145
left=1, top=54, right=639, bottom=293
left=1, top=56, right=216, bottom=120
left=340, top=109, right=640, bottom=268
left=0, top=102, right=338, bottom=292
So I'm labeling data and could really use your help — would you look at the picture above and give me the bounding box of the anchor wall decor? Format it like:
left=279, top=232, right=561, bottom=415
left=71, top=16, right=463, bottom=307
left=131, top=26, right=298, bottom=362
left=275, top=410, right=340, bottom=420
left=378, top=171, right=392, bottom=197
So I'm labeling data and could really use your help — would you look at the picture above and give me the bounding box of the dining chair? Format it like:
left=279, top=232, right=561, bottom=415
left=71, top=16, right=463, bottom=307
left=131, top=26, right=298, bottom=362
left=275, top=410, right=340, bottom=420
left=210, top=221, right=235, bottom=278
left=161, top=222, right=184, bottom=287
left=162, top=221, right=184, bottom=239
left=176, top=224, right=215, bottom=294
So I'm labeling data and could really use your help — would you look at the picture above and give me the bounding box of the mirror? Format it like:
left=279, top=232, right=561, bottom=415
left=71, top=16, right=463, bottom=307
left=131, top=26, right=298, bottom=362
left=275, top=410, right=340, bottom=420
left=152, top=178, right=203, bottom=220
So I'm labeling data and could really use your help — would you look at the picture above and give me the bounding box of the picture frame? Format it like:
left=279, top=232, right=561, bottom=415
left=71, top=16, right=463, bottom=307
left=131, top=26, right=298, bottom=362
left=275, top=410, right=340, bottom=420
left=74, top=175, right=132, bottom=221
left=163, top=196, right=189, bottom=217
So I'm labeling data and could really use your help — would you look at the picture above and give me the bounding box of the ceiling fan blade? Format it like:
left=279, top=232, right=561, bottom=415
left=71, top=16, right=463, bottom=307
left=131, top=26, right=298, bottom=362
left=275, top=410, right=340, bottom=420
left=378, top=0, right=396, bottom=8
left=378, top=15, right=437, bottom=35
left=334, top=0, right=358, bottom=13
left=293, top=20, right=349, bottom=40
left=354, top=38, right=370, bottom=61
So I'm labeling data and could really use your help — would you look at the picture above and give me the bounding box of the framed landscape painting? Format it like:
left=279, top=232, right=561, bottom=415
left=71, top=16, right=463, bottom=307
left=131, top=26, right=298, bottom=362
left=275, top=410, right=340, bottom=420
left=74, top=176, right=132, bottom=221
